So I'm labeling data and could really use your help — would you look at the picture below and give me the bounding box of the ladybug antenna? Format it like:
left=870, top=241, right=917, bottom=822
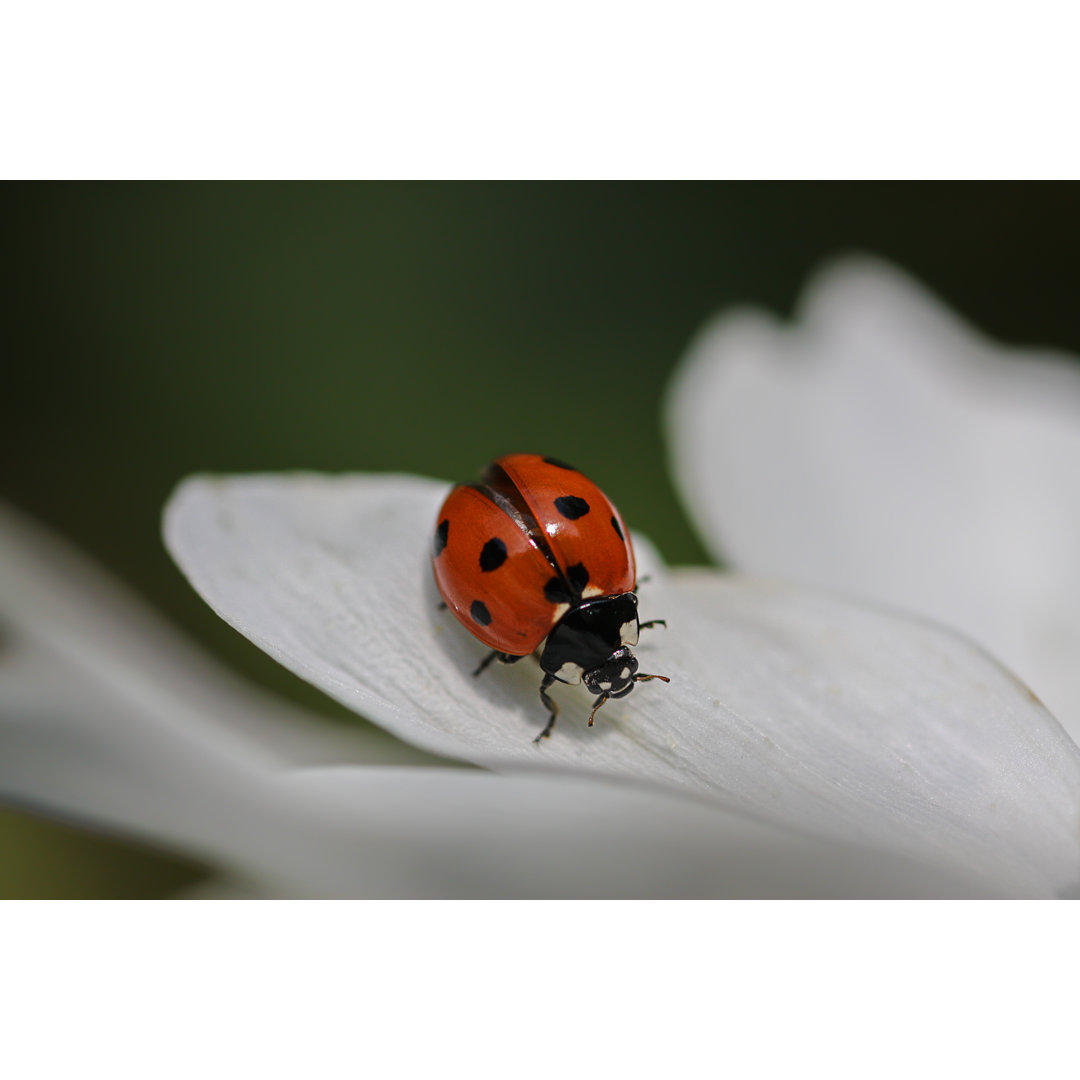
left=586, top=672, right=671, bottom=727
left=587, top=693, right=609, bottom=727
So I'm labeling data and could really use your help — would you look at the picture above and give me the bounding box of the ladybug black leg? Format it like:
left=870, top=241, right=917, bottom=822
left=473, top=650, right=500, bottom=677
left=534, top=673, right=559, bottom=743
left=635, top=673, right=671, bottom=685
left=639, top=619, right=667, bottom=632
left=473, top=650, right=522, bottom=678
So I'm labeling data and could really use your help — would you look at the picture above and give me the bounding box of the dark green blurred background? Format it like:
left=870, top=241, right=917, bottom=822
left=3, top=182, right=1079, bottom=895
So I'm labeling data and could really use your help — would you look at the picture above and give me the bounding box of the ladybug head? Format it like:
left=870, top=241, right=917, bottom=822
left=582, top=646, right=639, bottom=699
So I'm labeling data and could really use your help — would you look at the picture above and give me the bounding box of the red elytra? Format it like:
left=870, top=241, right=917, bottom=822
left=432, top=453, right=635, bottom=655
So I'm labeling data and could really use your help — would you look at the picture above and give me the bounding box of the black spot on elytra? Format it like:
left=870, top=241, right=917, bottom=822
left=567, top=562, right=589, bottom=593
left=542, top=456, right=576, bottom=471
left=611, top=515, right=624, bottom=541
left=544, top=576, right=571, bottom=605
left=544, top=563, right=589, bottom=605
left=554, top=495, right=590, bottom=520
left=433, top=519, right=449, bottom=556
left=479, top=537, right=508, bottom=571
left=470, top=600, right=492, bottom=626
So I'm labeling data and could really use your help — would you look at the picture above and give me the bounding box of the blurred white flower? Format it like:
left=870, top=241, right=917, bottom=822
left=4, top=257, right=1080, bottom=897
left=668, top=256, right=1080, bottom=744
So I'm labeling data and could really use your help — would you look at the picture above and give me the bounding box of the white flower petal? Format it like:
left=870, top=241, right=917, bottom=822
left=0, top=656, right=987, bottom=897
left=165, top=473, right=1080, bottom=896
left=668, top=572, right=1080, bottom=897
left=257, top=766, right=994, bottom=898
left=0, top=500, right=433, bottom=769
left=1, top=636, right=291, bottom=867
left=1, top=579, right=977, bottom=897
left=5, top=499, right=974, bottom=899
left=666, top=256, right=1080, bottom=741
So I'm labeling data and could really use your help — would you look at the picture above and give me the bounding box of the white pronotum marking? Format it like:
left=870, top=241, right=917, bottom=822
left=555, top=661, right=584, bottom=684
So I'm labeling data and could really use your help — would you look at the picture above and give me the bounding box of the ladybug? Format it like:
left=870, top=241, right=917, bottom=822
left=432, top=453, right=669, bottom=742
